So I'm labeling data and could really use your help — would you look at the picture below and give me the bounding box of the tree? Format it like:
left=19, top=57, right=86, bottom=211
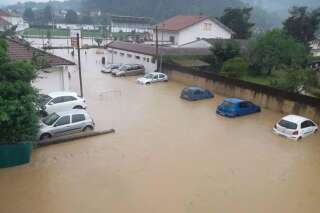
left=248, top=29, right=308, bottom=75
left=220, top=57, right=249, bottom=79
left=42, top=5, right=53, bottom=24
left=270, top=66, right=318, bottom=93
left=65, top=10, right=79, bottom=24
left=81, top=15, right=93, bottom=24
left=283, top=6, right=320, bottom=45
left=0, top=39, right=39, bottom=144
left=208, top=40, right=241, bottom=70
left=94, top=38, right=103, bottom=47
left=220, top=7, right=255, bottom=39
left=23, top=8, right=35, bottom=23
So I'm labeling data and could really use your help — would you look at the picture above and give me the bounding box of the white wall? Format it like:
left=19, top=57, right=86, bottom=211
left=32, top=66, right=70, bottom=94
left=154, top=19, right=232, bottom=46
left=106, top=48, right=157, bottom=73
left=178, top=19, right=232, bottom=46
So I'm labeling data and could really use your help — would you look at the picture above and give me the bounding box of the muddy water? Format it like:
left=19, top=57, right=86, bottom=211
left=1, top=48, right=320, bottom=213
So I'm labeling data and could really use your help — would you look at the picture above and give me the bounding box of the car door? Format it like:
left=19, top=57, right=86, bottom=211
left=193, top=89, right=202, bottom=100
left=63, top=96, right=78, bottom=110
left=51, top=115, right=71, bottom=136
left=238, top=102, right=251, bottom=115
left=47, top=96, right=64, bottom=114
left=71, top=114, right=86, bottom=133
left=158, top=74, right=166, bottom=82
left=152, top=74, right=159, bottom=83
left=301, top=120, right=316, bottom=137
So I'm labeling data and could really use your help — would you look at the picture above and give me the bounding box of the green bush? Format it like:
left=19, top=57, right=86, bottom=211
left=220, top=57, right=249, bottom=79
left=0, top=39, right=39, bottom=144
left=270, top=66, right=318, bottom=93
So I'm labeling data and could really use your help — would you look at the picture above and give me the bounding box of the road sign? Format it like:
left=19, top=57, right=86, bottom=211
left=70, top=29, right=81, bottom=48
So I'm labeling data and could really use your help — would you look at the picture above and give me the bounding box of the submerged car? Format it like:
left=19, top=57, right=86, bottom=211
left=38, top=109, right=95, bottom=140
left=101, top=63, right=122, bottom=73
left=180, top=86, right=214, bottom=101
left=216, top=98, right=261, bottom=117
left=273, top=115, right=318, bottom=140
left=112, top=64, right=145, bottom=77
left=39, top=91, right=87, bottom=115
left=137, top=72, right=168, bottom=85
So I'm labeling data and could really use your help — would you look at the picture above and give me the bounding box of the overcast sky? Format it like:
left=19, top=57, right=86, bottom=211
left=1, top=0, right=64, bottom=5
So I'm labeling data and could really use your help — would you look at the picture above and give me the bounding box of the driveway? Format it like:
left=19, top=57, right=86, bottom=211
left=1, top=48, right=320, bottom=213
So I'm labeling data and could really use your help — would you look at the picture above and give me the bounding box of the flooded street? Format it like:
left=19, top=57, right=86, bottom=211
left=1, top=48, right=320, bottom=213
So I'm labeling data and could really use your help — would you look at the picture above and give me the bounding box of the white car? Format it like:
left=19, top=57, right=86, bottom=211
left=137, top=72, right=168, bottom=85
left=273, top=115, right=318, bottom=140
left=38, top=109, right=95, bottom=140
left=40, top=91, right=87, bottom=115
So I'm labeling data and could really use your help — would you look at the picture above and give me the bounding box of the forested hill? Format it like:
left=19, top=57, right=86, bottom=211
left=82, top=0, right=244, bottom=20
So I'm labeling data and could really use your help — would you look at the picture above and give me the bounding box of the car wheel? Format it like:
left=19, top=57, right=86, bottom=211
left=73, top=105, right=83, bottom=109
left=146, top=82, right=151, bottom=85
left=297, top=136, right=302, bottom=141
left=83, top=126, right=94, bottom=132
left=40, top=133, right=51, bottom=140
left=315, top=129, right=318, bottom=134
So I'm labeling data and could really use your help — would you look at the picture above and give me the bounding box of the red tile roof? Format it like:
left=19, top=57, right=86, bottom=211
left=107, top=41, right=211, bottom=56
left=6, top=39, right=75, bottom=67
left=0, top=17, right=11, bottom=26
left=157, top=15, right=209, bottom=31
left=156, top=15, right=235, bottom=35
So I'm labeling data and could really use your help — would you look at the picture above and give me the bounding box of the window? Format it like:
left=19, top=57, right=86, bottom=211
left=204, top=23, right=212, bottom=31
left=159, top=74, right=165, bottom=79
left=153, top=74, right=158, bottom=80
left=63, top=96, right=77, bottom=102
left=55, top=116, right=70, bottom=126
left=169, top=36, right=175, bottom=43
left=72, top=114, right=85, bottom=123
left=127, top=54, right=132, bottom=58
left=135, top=56, right=140, bottom=60
left=278, top=120, right=297, bottom=130
left=51, top=97, right=64, bottom=104
left=151, top=57, right=156, bottom=64
left=194, top=90, right=202, bottom=95
left=146, top=58, right=150, bottom=62
left=239, top=102, right=249, bottom=108
left=301, top=120, right=316, bottom=128
left=120, top=52, right=125, bottom=56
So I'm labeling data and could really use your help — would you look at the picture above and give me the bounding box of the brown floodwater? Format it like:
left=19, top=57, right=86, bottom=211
left=1, top=48, right=320, bottom=213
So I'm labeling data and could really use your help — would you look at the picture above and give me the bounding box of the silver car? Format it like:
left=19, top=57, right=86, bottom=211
left=38, top=109, right=95, bottom=140
left=112, top=64, right=145, bottom=77
left=101, top=63, right=122, bottom=74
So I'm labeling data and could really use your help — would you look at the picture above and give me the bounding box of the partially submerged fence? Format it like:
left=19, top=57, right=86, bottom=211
left=163, top=64, right=320, bottom=123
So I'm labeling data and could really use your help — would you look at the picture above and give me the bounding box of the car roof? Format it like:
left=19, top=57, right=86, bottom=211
left=149, top=72, right=165, bottom=75
left=224, top=98, right=245, bottom=104
left=48, top=91, right=78, bottom=98
left=281, top=115, right=309, bottom=123
left=184, top=86, right=204, bottom=91
left=56, top=109, right=88, bottom=116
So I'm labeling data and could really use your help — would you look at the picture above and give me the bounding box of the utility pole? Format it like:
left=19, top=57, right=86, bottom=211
left=155, top=25, right=159, bottom=72
left=77, top=33, right=84, bottom=97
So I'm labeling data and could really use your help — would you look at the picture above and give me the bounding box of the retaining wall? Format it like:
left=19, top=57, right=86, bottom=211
left=164, top=64, right=320, bottom=123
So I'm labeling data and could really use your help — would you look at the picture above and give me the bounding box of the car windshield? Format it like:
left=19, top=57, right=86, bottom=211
left=42, top=113, right=60, bottom=126
left=120, top=65, right=129, bottom=71
left=144, top=74, right=153, bottom=79
left=278, top=119, right=298, bottom=130
left=221, top=101, right=236, bottom=107
left=39, top=94, right=52, bottom=105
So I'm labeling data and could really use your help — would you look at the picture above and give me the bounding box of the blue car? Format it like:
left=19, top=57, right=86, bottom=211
left=180, top=86, right=214, bottom=101
left=216, top=98, right=261, bottom=117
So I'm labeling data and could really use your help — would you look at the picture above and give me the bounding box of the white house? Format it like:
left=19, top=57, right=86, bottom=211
left=6, top=38, right=75, bottom=94
left=56, top=23, right=100, bottom=31
left=0, top=10, right=29, bottom=32
left=0, top=17, right=11, bottom=32
left=106, top=41, right=211, bottom=73
left=153, top=15, right=234, bottom=46
left=311, top=39, right=320, bottom=57
left=110, top=15, right=152, bottom=33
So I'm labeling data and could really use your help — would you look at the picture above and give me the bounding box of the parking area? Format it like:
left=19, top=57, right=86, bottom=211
left=1, top=49, right=320, bottom=213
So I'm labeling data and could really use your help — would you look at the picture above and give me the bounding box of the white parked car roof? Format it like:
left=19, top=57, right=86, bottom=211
left=48, top=91, right=78, bottom=98
left=55, top=109, right=88, bottom=116
left=281, top=115, right=309, bottom=124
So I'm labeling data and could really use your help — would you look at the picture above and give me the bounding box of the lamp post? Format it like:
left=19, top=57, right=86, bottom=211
left=77, top=33, right=84, bottom=97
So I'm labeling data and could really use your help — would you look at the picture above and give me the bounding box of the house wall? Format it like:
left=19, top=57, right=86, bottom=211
left=164, top=66, right=320, bottom=124
left=178, top=19, right=232, bottom=46
left=106, top=48, right=157, bottom=73
left=32, top=66, right=70, bottom=94
left=111, top=23, right=152, bottom=33
left=156, top=31, right=180, bottom=45
left=1, top=16, right=28, bottom=31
